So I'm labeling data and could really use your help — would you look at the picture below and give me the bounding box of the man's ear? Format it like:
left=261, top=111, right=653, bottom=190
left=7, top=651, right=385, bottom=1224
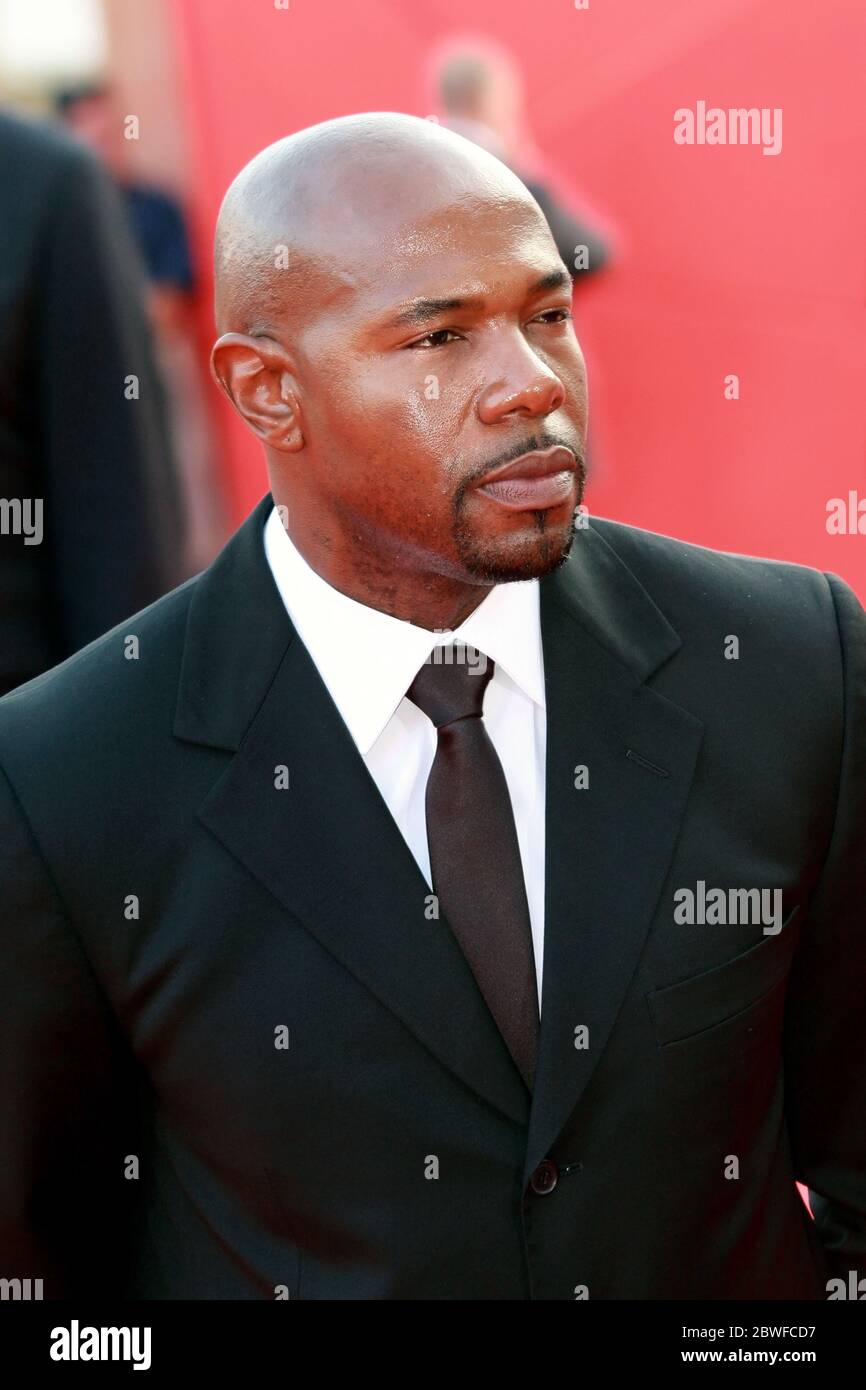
left=210, top=333, right=304, bottom=452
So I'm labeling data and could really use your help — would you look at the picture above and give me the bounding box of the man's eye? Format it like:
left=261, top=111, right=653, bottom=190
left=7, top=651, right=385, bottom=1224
left=533, top=308, right=572, bottom=324
left=407, top=328, right=462, bottom=349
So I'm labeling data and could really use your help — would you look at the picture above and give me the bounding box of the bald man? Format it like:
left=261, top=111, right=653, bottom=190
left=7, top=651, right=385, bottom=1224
left=0, top=113, right=864, bottom=1302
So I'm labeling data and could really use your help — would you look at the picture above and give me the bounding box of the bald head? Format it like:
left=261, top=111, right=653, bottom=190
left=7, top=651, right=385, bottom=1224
left=213, top=111, right=543, bottom=337
left=209, top=110, right=587, bottom=626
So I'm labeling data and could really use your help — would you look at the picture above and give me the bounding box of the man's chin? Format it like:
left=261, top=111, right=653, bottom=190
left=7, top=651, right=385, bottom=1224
left=455, top=511, right=579, bottom=584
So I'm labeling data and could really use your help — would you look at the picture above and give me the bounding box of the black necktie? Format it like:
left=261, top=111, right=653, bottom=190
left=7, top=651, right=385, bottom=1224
left=406, top=644, right=539, bottom=1090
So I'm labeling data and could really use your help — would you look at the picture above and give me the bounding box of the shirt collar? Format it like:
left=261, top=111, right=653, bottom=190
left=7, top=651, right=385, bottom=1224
left=263, top=505, right=545, bottom=754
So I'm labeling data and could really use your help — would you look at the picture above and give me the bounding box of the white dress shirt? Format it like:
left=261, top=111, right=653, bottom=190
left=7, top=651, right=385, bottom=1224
left=263, top=505, right=547, bottom=1012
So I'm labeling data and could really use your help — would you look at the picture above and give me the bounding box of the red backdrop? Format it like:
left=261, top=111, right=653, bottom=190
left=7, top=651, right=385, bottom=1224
left=170, top=0, right=866, bottom=597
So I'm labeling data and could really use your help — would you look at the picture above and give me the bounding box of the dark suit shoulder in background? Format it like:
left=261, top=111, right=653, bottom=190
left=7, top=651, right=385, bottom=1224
left=0, top=108, right=187, bottom=696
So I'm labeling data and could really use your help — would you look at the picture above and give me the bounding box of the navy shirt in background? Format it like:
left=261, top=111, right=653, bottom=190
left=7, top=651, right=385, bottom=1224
left=122, top=183, right=194, bottom=291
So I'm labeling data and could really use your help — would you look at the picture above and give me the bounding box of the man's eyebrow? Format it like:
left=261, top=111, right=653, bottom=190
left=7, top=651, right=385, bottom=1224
left=532, top=268, right=572, bottom=293
left=385, top=269, right=572, bottom=330
left=389, top=297, right=469, bottom=329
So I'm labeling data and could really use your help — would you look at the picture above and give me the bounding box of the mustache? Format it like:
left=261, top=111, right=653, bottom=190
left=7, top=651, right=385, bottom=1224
left=463, top=431, right=587, bottom=492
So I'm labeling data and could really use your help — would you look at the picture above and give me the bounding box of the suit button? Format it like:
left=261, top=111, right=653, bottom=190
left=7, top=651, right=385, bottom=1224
left=529, top=1159, right=558, bottom=1195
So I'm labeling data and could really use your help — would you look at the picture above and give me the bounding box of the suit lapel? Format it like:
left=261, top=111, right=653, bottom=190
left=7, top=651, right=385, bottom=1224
left=176, top=493, right=530, bottom=1127
left=524, top=523, right=705, bottom=1184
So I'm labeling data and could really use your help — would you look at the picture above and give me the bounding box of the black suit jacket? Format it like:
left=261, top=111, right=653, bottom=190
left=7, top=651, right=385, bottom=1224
left=1, top=491, right=864, bottom=1300
left=0, top=110, right=186, bottom=695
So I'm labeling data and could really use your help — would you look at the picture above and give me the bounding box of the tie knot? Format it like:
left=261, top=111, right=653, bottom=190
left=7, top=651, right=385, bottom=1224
left=406, top=643, right=493, bottom=728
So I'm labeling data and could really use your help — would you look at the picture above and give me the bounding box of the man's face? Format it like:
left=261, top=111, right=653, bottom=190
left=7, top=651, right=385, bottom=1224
left=288, top=191, right=589, bottom=585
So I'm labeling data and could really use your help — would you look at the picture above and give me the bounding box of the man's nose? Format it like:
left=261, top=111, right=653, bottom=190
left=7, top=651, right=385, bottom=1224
left=476, top=337, right=567, bottom=424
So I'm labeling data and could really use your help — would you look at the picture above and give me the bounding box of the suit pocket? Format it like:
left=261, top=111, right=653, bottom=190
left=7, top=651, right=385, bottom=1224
left=646, top=906, right=799, bottom=1049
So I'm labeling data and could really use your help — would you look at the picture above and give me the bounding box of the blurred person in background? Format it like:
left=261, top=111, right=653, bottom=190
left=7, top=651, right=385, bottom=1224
left=0, top=106, right=186, bottom=696
left=432, top=36, right=611, bottom=284
left=56, top=82, right=229, bottom=572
